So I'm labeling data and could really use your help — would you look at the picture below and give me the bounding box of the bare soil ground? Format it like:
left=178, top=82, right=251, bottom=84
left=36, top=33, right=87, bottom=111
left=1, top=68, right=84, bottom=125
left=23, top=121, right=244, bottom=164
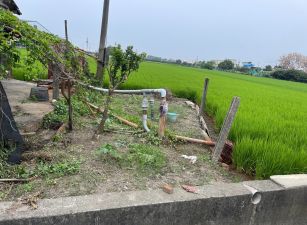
left=0, top=89, right=249, bottom=202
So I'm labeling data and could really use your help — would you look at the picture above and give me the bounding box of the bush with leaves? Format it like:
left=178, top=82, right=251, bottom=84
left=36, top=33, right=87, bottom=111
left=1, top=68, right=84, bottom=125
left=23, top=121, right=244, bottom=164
left=0, top=9, right=85, bottom=80
left=96, top=45, right=146, bottom=134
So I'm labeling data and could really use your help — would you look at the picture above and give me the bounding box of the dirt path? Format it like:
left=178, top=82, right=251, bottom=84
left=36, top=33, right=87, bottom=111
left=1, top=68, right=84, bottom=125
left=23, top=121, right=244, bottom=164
left=1, top=79, right=53, bottom=133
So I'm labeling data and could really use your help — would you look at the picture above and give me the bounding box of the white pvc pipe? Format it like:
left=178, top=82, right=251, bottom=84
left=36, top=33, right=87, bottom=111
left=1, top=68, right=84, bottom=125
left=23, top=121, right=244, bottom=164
left=84, top=84, right=167, bottom=98
left=142, top=96, right=150, bottom=132
left=78, top=81, right=166, bottom=132
left=142, top=114, right=150, bottom=132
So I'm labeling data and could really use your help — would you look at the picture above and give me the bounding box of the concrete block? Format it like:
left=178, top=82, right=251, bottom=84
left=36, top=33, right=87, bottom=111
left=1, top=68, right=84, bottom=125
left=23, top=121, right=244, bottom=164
left=270, top=174, right=307, bottom=188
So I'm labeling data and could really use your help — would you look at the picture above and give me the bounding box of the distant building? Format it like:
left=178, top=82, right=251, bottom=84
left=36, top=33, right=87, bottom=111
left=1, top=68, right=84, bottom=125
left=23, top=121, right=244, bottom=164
left=242, top=62, right=255, bottom=69
left=146, top=55, right=162, bottom=62
left=211, top=60, right=223, bottom=67
left=0, top=0, right=21, bottom=15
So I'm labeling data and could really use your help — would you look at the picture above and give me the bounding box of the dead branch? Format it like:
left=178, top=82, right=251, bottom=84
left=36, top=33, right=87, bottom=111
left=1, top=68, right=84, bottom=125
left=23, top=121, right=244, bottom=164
left=0, top=177, right=35, bottom=183
left=55, top=123, right=67, bottom=136
left=20, top=132, right=36, bottom=137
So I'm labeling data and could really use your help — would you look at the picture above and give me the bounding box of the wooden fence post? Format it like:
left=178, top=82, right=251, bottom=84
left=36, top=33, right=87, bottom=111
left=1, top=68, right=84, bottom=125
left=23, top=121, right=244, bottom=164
left=158, top=97, right=168, bottom=137
left=52, top=63, right=60, bottom=100
left=200, top=78, right=209, bottom=116
left=213, top=97, right=240, bottom=162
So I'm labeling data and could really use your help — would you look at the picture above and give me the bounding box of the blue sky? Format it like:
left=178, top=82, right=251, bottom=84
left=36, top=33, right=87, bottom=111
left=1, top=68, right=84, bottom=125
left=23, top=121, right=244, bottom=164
left=15, top=0, right=307, bottom=66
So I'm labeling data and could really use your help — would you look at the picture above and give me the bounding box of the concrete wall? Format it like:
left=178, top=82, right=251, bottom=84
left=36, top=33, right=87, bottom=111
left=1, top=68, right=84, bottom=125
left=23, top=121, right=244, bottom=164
left=0, top=179, right=306, bottom=225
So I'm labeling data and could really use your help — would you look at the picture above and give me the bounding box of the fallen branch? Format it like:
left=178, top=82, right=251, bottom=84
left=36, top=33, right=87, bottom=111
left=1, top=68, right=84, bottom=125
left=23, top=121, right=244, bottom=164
left=175, top=135, right=215, bottom=146
left=20, top=132, right=36, bottom=137
left=185, top=100, right=210, bottom=138
left=104, top=129, right=139, bottom=134
left=37, top=84, right=53, bottom=89
left=201, top=130, right=211, bottom=142
left=0, top=177, right=35, bottom=183
left=85, top=101, right=139, bottom=128
left=111, top=114, right=139, bottom=129
left=54, top=123, right=67, bottom=137
left=84, top=101, right=97, bottom=117
left=36, top=79, right=53, bottom=86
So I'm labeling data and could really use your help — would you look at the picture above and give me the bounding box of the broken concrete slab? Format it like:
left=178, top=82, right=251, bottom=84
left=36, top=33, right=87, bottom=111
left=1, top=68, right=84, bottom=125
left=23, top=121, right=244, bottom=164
left=270, top=174, right=307, bottom=188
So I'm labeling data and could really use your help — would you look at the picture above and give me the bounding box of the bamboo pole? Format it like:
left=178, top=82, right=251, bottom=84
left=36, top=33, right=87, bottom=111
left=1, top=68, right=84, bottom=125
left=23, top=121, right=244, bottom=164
left=158, top=97, right=168, bottom=137
left=85, top=101, right=139, bottom=128
left=175, top=135, right=215, bottom=146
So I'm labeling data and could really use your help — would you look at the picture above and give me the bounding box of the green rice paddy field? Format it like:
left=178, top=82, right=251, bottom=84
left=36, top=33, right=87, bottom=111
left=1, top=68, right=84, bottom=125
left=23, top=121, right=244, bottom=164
left=124, top=62, right=307, bottom=179
left=13, top=58, right=307, bottom=179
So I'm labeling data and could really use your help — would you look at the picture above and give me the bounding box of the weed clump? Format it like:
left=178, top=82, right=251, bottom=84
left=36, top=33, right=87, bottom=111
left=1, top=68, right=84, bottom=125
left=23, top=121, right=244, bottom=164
left=96, top=143, right=166, bottom=173
left=96, top=144, right=123, bottom=161
left=128, top=144, right=166, bottom=171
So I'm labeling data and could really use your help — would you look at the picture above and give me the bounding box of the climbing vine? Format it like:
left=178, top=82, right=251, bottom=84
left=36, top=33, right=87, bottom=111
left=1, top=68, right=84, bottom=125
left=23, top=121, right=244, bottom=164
left=0, top=9, right=84, bottom=80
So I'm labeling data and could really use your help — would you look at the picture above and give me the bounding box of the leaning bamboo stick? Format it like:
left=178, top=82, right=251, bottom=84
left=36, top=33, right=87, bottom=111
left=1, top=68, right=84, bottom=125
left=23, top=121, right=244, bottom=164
left=201, top=130, right=211, bottom=142
left=200, top=116, right=209, bottom=132
left=55, top=123, right=67, bottom=135
left=185, top=100, right=210, bottom=138
left=111, top=114, right=139, bottom=129
left=84, top=101, right=97, bottom=117
left=175, top=135, right=215, bottom=146
left=85, top=101, right=139, bottom=128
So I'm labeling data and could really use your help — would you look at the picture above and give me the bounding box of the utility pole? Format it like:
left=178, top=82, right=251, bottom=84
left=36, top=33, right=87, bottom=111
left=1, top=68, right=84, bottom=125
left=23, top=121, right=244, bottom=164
left=65, top=20, right=69, bottom=42
left=96, top=0, right=110, bottom=82
left=86, top=37, right=89, bottom=51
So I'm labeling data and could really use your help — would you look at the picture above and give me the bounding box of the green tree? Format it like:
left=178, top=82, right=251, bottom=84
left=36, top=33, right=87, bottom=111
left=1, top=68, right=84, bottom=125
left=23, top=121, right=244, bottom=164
left=201, top=61, right=215, bottom=70
left=264, top=65, right=273, bottom=71
left=271, top=69, right=307, bottom=83
left=96, top=45, right=145, bottom=134
left=218, top=59, right=234, bottom=70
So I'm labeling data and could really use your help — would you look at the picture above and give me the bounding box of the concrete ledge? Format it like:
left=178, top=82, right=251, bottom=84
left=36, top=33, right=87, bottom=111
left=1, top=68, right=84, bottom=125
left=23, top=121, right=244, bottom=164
left=0, top=180, right=306, bottom=225
left=271, top=174, right=307, bottom=188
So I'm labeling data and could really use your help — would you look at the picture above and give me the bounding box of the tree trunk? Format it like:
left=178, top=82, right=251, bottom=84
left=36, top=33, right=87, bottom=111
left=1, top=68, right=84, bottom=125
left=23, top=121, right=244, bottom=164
left=67, top=79, right=73, bottom=131
left=52, top=63, right=60, bottom=100
left=96, top=89, right=113, bottom=134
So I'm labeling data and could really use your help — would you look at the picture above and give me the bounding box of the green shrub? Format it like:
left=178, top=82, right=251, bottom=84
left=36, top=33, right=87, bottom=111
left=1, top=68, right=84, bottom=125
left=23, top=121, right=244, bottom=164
left=271, top=69, right=307, bottom=83
left=96, top=144, right=123, bottom=161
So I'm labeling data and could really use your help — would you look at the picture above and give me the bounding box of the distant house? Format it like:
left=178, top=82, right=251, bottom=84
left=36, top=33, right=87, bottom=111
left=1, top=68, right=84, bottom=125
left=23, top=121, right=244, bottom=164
left=242, top=62, right=255, bottom=69
left=0, top=0, right=21, bottom=15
